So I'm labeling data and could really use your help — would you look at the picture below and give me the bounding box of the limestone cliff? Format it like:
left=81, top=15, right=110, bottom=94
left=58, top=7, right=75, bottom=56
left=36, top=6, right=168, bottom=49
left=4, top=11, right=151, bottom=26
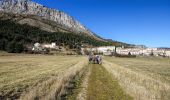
left=0, top=0, right=96, bottom=37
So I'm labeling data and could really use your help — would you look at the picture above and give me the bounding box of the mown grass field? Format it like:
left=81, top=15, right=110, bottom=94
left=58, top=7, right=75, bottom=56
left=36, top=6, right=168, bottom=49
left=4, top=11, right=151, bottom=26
left=104, top=57, right=170, bottom=100
left=1, top=53, right=170, bottom=100
left=86, top=64, right=132, bottom=100
left=66, top=64, right=132, bottom=100
left=0, top=53, right=87, bottom=99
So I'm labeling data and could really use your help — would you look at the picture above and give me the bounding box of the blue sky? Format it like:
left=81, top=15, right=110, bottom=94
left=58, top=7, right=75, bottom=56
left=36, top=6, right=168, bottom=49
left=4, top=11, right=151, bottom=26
left=32, top=0, right=170, bottom=47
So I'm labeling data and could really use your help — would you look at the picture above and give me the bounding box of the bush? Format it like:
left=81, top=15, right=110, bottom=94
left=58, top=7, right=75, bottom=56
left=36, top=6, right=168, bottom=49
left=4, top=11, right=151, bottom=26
left=15, top=43, right=24, bottom=53
left=0, top=39, right=7, bottom=50
left=6, top=41, right=15, bottom=53
left=6, top=41, right=24, bottom=53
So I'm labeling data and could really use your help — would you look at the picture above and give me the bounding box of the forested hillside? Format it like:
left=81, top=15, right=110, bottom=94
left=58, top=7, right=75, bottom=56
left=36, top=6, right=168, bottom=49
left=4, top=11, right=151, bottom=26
left=0, top=20, right=113, bottom=53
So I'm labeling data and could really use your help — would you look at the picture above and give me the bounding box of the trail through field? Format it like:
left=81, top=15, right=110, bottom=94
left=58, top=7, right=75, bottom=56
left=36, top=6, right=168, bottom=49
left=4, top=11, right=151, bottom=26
left=85, top=64, right=132, bottom=100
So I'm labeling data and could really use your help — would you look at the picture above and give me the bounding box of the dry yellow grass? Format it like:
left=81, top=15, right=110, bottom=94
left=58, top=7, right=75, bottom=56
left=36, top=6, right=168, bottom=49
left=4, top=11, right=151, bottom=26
left=2, top=53, right=170, bottom=100
left=0, top=54, right=87, bottom=99
left=103, top=57, right=170, bottom=100
left=76, top=64, right=91, bottom=100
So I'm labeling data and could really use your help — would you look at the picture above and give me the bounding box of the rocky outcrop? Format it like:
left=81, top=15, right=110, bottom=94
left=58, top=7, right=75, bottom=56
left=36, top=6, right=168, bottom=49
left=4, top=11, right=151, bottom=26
left=0, top=0, right=95, bottom=37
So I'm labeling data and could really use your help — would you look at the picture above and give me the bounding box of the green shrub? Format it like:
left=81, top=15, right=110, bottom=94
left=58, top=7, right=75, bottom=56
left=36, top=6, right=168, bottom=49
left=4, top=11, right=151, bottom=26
left=5, top=41, right=24, bottom=53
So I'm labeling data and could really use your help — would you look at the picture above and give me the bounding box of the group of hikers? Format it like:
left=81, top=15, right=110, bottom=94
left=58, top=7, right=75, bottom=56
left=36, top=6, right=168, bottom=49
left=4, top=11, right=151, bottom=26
left=88, top=54, right=102, bottom=64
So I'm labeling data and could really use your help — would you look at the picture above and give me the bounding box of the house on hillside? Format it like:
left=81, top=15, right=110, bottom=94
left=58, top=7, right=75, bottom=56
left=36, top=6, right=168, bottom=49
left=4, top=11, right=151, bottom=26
left=32, top=43, right=43, bottom=51
left=42, top=42, right=59, bottom=49
left=32, top=42, right=60, bottom=54
left=97, top=46, right=115, bottom=53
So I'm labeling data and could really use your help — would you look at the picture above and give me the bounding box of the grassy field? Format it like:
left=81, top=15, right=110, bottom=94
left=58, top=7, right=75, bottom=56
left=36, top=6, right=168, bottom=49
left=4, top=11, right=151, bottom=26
left=86, top=64, right=132, bottom=100
left=1, top=53, right=170, bottom=100
left=103, top=57, right=170, bottom=100
left=0, top=54, right=87, bottom=99
left=66, top=64, right=132, bottom=100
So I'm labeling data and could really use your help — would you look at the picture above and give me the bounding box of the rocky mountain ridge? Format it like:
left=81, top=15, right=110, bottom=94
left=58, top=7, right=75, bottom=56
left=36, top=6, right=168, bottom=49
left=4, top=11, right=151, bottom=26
left=0, top=0, right=96, bottom=37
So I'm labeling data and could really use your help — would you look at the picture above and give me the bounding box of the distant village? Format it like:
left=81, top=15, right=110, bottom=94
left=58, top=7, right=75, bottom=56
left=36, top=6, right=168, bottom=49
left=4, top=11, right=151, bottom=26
left=81, top=46, right=170, bottom=57
left=30, top=42, right=170, bottom=57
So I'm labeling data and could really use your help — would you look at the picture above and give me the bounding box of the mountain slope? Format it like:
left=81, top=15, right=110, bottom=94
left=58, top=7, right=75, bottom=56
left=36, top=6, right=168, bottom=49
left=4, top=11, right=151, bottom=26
left=0, top=19, right=113, bottom=53
left=0, top=0, right=98, bottom=38
left=0, top=12, right=83, bottom=34
left=0, top=0, right=133, bottom=51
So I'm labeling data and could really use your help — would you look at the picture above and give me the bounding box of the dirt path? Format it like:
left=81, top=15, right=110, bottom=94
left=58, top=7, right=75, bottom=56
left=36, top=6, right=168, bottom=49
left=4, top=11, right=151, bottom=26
left=86, top=64, right=132, bottom=100
left=67, top=64, right=132, bottom=100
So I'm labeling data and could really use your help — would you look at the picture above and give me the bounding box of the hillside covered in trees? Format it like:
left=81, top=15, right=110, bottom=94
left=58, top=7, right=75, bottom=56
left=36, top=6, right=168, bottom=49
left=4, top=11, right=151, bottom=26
left=0, top=19, right=114, bottom=53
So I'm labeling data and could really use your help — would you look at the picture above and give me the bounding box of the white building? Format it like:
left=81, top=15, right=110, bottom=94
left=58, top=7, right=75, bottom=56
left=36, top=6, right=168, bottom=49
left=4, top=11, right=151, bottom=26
left=97, top=46, right=115, bottom=53
left=32, top=42, right=60, bottom=52
left=165, top=51, right=170, bottom=57
left=81, top=46, right=115, bottom=55
left=42, top=43, right=59, bottom=49
left=32, top=42, right=43, bottom=51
